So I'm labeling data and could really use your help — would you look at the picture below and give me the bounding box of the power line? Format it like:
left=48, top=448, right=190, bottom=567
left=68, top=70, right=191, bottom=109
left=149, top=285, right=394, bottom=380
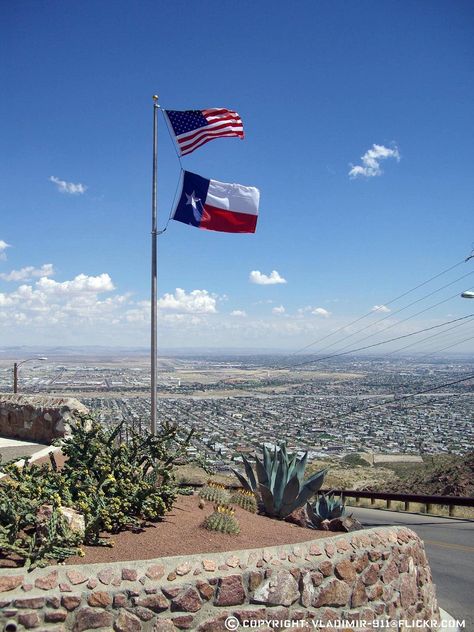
left=376, top=315, right=474, bottom=357
left=281, top=314, right=474, bottom=369
left=417, top=333, right=474, bottom=358
left=290, top=258, right=468, bottom=357
left=316, top=282, right=473, bottom=358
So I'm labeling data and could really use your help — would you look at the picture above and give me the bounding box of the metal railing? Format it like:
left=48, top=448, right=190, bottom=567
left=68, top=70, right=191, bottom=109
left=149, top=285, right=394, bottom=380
left=179, top=482, right=474, bottom=517
left=321, top=489, right=474, bottom=517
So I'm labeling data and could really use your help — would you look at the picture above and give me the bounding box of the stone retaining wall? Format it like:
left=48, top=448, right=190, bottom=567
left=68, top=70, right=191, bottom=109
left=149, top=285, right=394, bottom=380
left=0, top=526, right=440, bottom=631
left=0, top=395, right=88, bottom=444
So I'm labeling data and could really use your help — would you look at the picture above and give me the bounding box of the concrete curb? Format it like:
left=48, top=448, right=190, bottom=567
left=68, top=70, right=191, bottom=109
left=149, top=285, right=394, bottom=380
left=0, top=444, right=61, bottom=479
left=440, top=607, right=461, bottom=631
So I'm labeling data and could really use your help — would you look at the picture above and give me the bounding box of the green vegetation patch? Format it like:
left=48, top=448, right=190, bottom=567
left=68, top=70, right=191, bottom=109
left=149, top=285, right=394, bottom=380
left=0, top=415, right=193, bottom=569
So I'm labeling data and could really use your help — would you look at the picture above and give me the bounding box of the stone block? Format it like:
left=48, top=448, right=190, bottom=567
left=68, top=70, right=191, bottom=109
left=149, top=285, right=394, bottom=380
left=313, top=578, right=351, bottom=607
left=171, top=587, right=202, bottom=613
left=215, top=575, right=246, bottom=607
left=17, top=611, right=41, bottom=629
left=114, top=608, right=142, bottom=632
left=146, top=564, right=165, bottom=580
left=334, top=559, right=356, bottom=583
left=122, top=568, right=138, bottom=581
left=252, top=570, right=299, bottom=606
left=134, top=594, right=169, bottom=612
left=73, top=607, right=113, bottom=632
left=172, top=615, right=195, bottom=629
left=14, top=597, right=46, bottom=609
left=35, top=570, right=59, bottom=591
left=0, top=575, right=24, bottom=592
left=44, top=609, right=68, bottom=623
left=61, top=595, right=82, bottom=611
left=87, top=591, right=112, bottom=607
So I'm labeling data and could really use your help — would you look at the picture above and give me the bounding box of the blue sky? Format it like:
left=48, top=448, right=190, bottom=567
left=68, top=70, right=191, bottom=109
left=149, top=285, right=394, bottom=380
left=1, top=1, right=473, bottom=351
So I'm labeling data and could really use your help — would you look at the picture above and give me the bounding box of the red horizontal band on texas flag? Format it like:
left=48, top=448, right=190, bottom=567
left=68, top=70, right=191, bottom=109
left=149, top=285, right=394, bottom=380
left=198, top=204, right=258, bottom=233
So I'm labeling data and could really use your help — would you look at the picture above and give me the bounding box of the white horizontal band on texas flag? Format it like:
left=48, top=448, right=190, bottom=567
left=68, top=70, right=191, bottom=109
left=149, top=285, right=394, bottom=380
left=172, top=171, right=260, bottom=234
left=164, top=108, right=244, bottom=156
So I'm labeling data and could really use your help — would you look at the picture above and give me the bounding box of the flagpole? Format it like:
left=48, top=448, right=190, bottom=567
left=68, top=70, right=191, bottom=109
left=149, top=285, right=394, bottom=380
left=150, top=95, right=159, bottom=435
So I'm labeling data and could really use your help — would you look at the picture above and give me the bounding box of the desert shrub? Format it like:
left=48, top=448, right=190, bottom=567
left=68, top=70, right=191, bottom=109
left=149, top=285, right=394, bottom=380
left=232, top=443, right=327, bottom=519
left=0, top=415, right=193, bottom=567
left=0, top=458, right=82, bottom=569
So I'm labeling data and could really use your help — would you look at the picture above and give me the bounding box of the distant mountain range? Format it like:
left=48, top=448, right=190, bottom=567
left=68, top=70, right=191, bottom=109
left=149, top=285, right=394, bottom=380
left=1, top=345, right=472, bottom=360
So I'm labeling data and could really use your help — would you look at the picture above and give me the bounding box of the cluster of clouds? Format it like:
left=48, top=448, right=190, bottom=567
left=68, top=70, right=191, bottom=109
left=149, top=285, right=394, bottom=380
left=249, top=270, right=286, bottom=285
left=0, top=264, right=54, bottom=282
left=49, top=176, right=87, bottom=195
left=2, top=214, right=410, bottom=349
left=349, top=144, right=400, bottom=179
left=0, top=244, right=342, bottom=344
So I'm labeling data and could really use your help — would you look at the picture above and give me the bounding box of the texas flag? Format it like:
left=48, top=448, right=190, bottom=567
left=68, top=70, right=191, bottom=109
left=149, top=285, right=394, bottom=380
left=172, top=170, right=260, bottom=234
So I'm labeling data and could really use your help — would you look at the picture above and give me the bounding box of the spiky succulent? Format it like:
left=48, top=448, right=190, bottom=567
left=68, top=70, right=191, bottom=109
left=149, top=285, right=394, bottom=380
left=203, top=504, right=240, bottom=534
left=306, top=492, right=345, bottom=528
left=199, top=482, right=231, bottom=505
left=230, top=488, right=257, bottom=513
left=232, top=444, right=327, bottom=520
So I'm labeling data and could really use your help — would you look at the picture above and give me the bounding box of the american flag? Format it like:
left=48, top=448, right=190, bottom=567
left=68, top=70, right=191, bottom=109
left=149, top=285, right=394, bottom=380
left=164, top=108, right=244, bottom=156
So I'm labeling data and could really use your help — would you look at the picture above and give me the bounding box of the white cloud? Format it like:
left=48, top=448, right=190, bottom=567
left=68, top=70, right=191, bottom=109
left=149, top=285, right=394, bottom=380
left=249, top=270, right=287, bottom=285
left=349, top=144, right=400, bottom=178
left=0, top=240, right=11, bottom=261
left=372, top=304, right=391, bottom=313
left=272, top=305, right=286, bottom=314
left=36, top=273, right=114, bottom=295
left=297, top=306, right=331, bottom=318
left=311, top=307, right=331, bottom=318
left=0, top=263, right=55, bottom=282
left=157, top=288, right=217, bottom=314
left=50, top=176, right=87, bottom=195
left=230, top=310, right=247, bottom=317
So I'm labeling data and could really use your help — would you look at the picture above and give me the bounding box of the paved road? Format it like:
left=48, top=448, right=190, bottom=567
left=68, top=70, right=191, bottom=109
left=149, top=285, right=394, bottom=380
left=0, top=438, right=48, bottom=463
left=351, top=507, right=474, bottom=626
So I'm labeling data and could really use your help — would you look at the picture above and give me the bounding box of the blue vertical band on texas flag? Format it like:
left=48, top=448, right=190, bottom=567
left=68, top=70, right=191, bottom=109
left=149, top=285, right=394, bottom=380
left=172, top=171, right=259, bottom=234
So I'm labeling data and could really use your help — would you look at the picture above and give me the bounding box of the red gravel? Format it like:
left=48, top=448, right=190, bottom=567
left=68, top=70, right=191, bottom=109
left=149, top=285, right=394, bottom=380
left=66, top=494, right=331, bottom=565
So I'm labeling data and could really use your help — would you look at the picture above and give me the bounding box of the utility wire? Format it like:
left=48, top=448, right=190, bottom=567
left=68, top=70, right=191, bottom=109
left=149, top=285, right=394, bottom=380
left=304, top=272, right=473, bottom=358
left=281, top=314, right=474, bottom=370
left=290, top=258, right=467, bottom=357
left=312, top=281, right=473, bottom=359
left=385, top=317, right=474, bottom=356
left=417, top=333, right=474, bottom=358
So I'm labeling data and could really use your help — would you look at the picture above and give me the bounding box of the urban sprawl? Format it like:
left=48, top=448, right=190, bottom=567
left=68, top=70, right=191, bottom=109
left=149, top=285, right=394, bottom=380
left=1, top=355, right=472, bottom=469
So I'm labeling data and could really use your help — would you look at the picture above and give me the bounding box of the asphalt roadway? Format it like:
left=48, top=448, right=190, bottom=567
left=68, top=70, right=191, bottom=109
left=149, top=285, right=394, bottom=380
left=351, top=507, right=474, bottom=627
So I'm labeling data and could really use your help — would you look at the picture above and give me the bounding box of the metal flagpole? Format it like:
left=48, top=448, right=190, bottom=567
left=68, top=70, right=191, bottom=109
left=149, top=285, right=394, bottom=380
left=150, top=95, right=159, bottom=434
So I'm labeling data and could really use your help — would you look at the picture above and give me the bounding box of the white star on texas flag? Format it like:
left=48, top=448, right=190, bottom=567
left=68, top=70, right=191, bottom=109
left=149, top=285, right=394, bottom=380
left=185, top=191, right=201, bottom=210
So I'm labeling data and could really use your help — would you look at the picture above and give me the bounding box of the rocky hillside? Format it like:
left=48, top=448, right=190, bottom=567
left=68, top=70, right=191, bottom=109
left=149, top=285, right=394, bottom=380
left=379, top=452, right=474, bottom=497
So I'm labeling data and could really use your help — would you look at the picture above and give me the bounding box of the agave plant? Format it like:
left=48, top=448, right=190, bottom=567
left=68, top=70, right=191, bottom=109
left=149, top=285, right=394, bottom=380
left=232, top=444, right=327, bottom=519
left=306, top=492, right=345, bottom=528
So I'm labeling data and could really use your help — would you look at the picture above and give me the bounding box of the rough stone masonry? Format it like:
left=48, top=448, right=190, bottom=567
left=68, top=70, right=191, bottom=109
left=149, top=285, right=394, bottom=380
left=0, top=394, right=88, bottom=444
left=0, top=526, right=440, bottom=631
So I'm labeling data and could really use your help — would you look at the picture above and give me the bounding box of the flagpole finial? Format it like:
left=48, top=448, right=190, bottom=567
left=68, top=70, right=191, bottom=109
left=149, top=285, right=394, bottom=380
left=152, top=94, right=159, bottom=105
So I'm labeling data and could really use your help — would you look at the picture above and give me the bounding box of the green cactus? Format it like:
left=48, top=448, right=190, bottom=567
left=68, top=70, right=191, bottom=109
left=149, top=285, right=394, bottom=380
left=199, top=481, right=231, bottom=504
left=230, top=489, right=257, bottom=513
left=232, top=443, right=327, bottom=519
left=306, top=492, right=346, bottom=528
left=203, top=504, right=240, bottom=534
left=0, top=414, right=195, bottom=568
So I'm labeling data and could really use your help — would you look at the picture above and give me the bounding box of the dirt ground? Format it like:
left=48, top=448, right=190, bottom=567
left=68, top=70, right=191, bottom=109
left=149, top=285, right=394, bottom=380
left=66, top=494, right=331, bottom=566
